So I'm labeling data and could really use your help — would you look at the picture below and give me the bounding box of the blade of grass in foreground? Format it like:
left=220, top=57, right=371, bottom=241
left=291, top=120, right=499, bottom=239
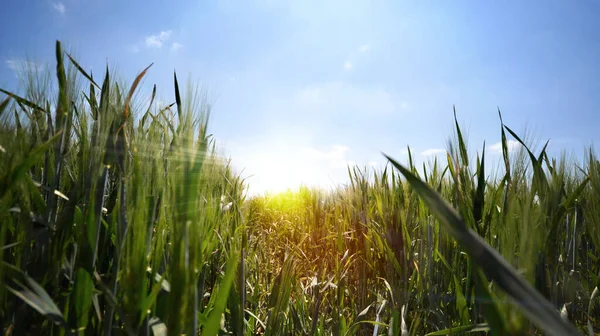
left=383, top=153, right=582, bottom=336
left=425, top=323, right=489, bottom=336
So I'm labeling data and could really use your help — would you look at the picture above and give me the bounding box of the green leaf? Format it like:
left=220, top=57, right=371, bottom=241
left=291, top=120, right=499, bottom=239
left=425, top=323, right=490, bottom=335
left=0, top=88, right=45, bottom=113
left=504, top=125, right=549, bottom=198
left=0, top=96, right=10, bottom=118
left=473, top=142, right=486, bottom=235
left=0, top=130, right=63, bottom=203
left=202, top=251, right=240, bottom=336
left=65, top=52, right=100, bottom=89
left=497, top=108, right=511, bottom=183
left=473, top=268, right=507, bottom=336
left=72, top=268, right=94, bottom=329
left=173, top=71, right=182, bottom=122
left=454, top=106, right=469, bottom=167
left=3, top=262, right=71, bottom=332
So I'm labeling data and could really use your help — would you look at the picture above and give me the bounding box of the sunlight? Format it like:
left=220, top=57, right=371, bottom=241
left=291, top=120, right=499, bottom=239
left=228, top=141, right=353, bottom=196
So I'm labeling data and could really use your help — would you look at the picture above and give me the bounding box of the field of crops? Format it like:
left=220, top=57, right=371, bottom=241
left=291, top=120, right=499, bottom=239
left=1, top=41, right=599, bottom=335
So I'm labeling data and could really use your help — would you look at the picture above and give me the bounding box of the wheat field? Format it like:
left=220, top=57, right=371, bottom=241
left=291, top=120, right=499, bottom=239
left=0, top=41, right=598, bottom=335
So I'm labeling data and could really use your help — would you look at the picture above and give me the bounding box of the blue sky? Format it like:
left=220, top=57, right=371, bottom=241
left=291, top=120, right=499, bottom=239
left=2, top=0, right=600, bottom=195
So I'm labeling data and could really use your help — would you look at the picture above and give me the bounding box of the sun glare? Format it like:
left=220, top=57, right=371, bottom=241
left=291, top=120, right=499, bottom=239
left=239, top=149, right=350, bottom=197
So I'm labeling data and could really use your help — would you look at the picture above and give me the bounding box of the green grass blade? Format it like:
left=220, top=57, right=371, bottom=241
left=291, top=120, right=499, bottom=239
left=453, top=106, right=469, bottom=166
left=0, top=130, right=62, bottom=203
left=425, top=323, right=490, bottom=335
left=504, top=125, right=549, bottom=197
left=65, top=52, right=100, bottom=89
left=473, top=143, right=486, bottom=235
left=3, top=262, right=71, bottom=332
left=72, top=268, right=94, bottom=330
left=173, top=71, right=182, bottom=122
left=473, top=268, right=507, bottom=336
left=0, top=96, right=10, bottom=118
left=497, top=108, right=511, bottom=182
left=0, top=88, right=45, bottom=113
left=203, top=251, right=241, bottom=336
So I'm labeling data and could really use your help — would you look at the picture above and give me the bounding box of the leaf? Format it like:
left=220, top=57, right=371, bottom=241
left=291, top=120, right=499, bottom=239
left=0, top=88, right=45, bottom=113
left=98, top=65, right=111, bottom=117
left=0, top=96, right=11, bottom=118
left=55, top=40, right=69, bottom=128
left=589, top=286, right=599, bottom=336
left=173, top=71, right=182, bottom=122
left=65, top=52, right=100, bottom=89
left=473, top=143, right=486, bottom=235
left=202, top=251, right=240, bottom=336
left=264, top=256, right=296, bottom=336
left=0, top=130, right=63, bottom=202
left=383, top=153, right=581, bottom=336
left=504, top=125, right=549, bottom=198
left=3, top=262, right=71, bottom=331
left=435, top=250, right=469, bottom=326
left=425, top=323, right=490, bottom=335
left=72, top=268, right=93, bottom=329
left=473, top=268, right=507, bottom=336
left=344, top=304, right=372, bottom=336
left=497, top=108, right=511, bottom=182
left=123, top=63, right=153, bottom=121
left=454, top=106, right=469, bottom=166
left=453, top=273, right=470, bottom=326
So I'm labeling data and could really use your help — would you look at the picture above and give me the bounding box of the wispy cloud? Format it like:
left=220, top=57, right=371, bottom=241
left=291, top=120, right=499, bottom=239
left=53, top=2, right=66, bottom=14
left=421, top=148, right=446, bottom=156
left=5, top=59, right=44, bottom=73
left=171, top=42, right=183, bottom=52
left=489, top=140, right=522, bottom=154
left=305, top=144, right=349, bottom=161
left=344, top=61, right=352, bottom=70
left=358, top=44, right=371, bottom=53
left=145, top=31, right=172, bottom=48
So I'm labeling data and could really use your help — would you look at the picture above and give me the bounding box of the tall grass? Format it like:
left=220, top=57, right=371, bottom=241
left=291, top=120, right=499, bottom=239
left=1, top=41, right=599, bottom=335
left=1, top=41, right=244, bottom=335
left=240, top=117, right=600, bottom=334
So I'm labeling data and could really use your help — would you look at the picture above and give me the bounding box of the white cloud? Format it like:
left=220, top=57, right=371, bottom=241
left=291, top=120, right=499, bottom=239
left=420, top=148, right=446, bottom=156
left=305, top=144, right=349, bottom=161
left=5, top=59, right=43, bottom=73
left=344, top=61, right=352, bottom=70
left=53, top=2, right=66, bottom=14
left=359, top=44, right=371, bottom=53
left=145, top=31, right=172, bottom=48
left=489, top=140, right=522, bottom=154
left=171, top=42, right=183, bottom=51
